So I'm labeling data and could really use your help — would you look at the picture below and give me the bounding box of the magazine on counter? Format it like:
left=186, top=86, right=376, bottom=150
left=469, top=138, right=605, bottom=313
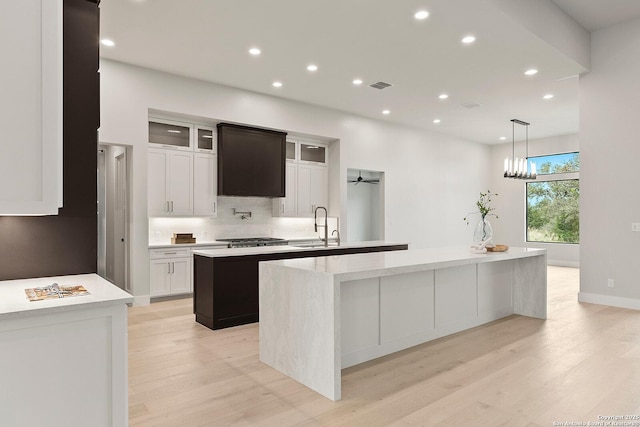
left=25, top=283, right=90, bottom=302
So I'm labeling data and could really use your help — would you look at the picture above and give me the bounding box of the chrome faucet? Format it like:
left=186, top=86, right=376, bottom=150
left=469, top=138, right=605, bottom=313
left=332, top=229, right=341, bottom=246
left=314, top=206, right=328, bottom=247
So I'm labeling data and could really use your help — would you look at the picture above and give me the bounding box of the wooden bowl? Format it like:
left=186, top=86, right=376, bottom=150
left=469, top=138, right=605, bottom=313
left=487, top=244, right=509, bottom=252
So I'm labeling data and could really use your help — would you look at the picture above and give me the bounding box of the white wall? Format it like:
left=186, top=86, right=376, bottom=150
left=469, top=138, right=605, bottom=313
left=490, top=133, right=580, bottom=266
left=148, top=197, right=338, bottom=244
left=100, top=60, right=491, bottom=301
left=579, top=17, right=640, bottom=309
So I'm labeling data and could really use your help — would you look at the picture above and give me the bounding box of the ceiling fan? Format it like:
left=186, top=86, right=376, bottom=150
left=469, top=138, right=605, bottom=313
left=348, top=171, right=379, bottom=185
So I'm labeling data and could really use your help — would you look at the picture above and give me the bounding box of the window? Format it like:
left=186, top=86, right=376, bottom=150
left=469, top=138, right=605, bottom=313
left=526, top=152, right=579, bottom=244
left=529, top=152, right=579, bottom=175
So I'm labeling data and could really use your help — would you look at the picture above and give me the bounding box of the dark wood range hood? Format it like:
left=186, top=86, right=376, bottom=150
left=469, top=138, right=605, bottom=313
left=217, top=123, right=287, bottom=197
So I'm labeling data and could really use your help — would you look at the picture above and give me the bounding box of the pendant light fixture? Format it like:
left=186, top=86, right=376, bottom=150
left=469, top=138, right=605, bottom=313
left=504, top=119, right=536, bottom=180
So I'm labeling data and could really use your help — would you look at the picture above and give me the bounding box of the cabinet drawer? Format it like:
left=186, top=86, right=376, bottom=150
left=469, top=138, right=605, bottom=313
left=149, top=248, right=191, bottom=259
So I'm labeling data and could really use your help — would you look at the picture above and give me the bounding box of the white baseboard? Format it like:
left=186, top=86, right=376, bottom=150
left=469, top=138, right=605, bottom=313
left=547, top=259, right=580, bottom=268
left=132, top=295, right=151, bottom=306
left=578, top=292, right=640, bottom=311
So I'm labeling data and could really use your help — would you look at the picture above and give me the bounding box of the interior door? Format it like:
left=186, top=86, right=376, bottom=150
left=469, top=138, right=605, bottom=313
left=114, top=152, right=127, bottom=290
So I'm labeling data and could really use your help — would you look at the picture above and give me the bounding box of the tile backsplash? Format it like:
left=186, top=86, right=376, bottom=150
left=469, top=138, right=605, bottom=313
left=149, top=196, right=337, bottom=244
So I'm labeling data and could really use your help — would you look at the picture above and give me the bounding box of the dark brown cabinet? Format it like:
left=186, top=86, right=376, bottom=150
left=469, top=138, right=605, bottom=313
left=217, top=123, right=287, bottom=197
left=194, top=244, right=409, bottom=330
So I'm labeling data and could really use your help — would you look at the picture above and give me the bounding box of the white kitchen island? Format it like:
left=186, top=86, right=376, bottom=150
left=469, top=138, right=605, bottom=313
left=0, top=274, right=133, bottom=427
left=259, top=247, right=546, bottom=401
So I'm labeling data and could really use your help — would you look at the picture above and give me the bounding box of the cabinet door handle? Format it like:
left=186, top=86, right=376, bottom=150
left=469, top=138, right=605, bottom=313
left=281, top=203, right=284, bottom=214
left=166, top=201, right=170, bottom=212
left=171, top=201, right=174, bottom=212
left=213, top=202, right=216, bottom=213
left=171, top=262, right=174, bottom=274
left=167, top=262, right=171, bottom=274
left=164, top=252, right=177, bottom=255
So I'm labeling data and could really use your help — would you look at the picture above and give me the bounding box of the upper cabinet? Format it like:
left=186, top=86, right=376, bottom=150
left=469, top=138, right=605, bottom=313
left=148, top=148, right=194, bottom=216
left=148, top=119, right=193, bottom=151
left=195, top=126, right=216, bottom=154
left=300, top=143, right=327, bottom=165
left=273, top=138, right=329, bottom=217
left=148, top=118, right=217, bottom=217
left=0, top=0, right=63, bottom=215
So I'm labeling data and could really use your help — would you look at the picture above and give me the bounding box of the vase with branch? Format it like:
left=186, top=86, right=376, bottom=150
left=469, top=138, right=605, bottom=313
left=464, top=190, right=498, bottom=248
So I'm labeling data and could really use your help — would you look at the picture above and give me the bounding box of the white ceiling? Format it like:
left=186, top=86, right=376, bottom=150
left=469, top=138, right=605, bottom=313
left=100, top=0, right=640, bottom=145
left=552, top=0, right=640, bottom=31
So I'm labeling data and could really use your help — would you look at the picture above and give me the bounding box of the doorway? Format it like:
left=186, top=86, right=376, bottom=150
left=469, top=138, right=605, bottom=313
left=347, top=169, right=384, bottom=241
left=98, top=144, right=131, bottom=291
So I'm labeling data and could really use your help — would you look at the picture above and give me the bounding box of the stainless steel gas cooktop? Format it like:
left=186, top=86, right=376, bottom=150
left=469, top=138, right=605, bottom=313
left=216, top=237, right=289, bottom=248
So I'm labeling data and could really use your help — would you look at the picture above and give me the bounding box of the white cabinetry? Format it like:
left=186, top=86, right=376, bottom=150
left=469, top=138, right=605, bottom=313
left=148, top=119, right=217, bottom=218
left=149, top=249, right=192, bottom=296
left=0, top=0, right=62, bottom=215
left=273, top=139, right=328, bottom=217
left=193, top=153, right=218, bottom=217
left=297, top=164, right=328, bottom=217
left=148, top=148, right=193, bottom=216
left=273, top=163, right=298, bottom=216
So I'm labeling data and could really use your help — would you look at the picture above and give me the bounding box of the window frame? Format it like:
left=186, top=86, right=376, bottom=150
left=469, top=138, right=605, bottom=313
left=525, top=148, right=579, bottom=245
left=528, top=151, right=580, bottom=176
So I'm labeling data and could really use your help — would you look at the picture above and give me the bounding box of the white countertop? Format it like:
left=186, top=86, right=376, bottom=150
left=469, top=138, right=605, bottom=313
left=149, top=241, right=229, bottom=250
left=148, top=236, right=334, bottom=250
left=261, top=246, right=547, bottom=281
left=0, top=273, right=134, bottom=320
left=193, top=240, right=408, bottom=258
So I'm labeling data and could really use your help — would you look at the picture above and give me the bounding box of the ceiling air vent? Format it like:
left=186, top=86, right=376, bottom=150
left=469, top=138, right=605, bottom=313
left=369, top=81, right=393, bottom=90
left=460, top=101, right=482, bottom=109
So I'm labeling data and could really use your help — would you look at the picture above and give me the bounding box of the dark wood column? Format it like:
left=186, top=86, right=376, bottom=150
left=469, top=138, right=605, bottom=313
left=0, top=0, right=100, bottom=280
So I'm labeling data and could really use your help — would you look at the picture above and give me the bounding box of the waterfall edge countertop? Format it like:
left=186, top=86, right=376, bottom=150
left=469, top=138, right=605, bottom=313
left=259, top=246, right=547, bottom=401
left=192, top=240, right=406, bottom=258
left=0, top=273, right=133, bottom=320
left=261, top=246, right=547, bottom=281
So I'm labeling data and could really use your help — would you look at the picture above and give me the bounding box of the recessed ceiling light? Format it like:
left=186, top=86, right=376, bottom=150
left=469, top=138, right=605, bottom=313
left=353, top=78, right=363, bottom=85
left=382, top=109, right=391, bottom=115
left=433, top=119, right=441, bottom=124
left=249, top=47, right=261, bottom=56
left=499, top=136, right=507, bottom=140
left=414, top=10, right=429, bottom=20
left=167, top=129, right=181, bottom=134
left=307, top=64, right=318, bottom=72
left=272, top=81, right=283, bottom=88
left=438, top=94, right=449, bottom=100
left=524, top=68, right=538, bottom=76
left=101, top=39, right=115, bottom=47
left=543, top=94, right=554, bottom=99
left=461, top=35, right=476, bottom=44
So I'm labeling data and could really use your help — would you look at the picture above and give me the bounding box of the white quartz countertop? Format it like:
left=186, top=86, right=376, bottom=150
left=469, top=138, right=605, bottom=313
left=0, top=273, right=133, bottom=320
left=261, top=246, right=547, bottom=281
left=149, top=236, right=334, bottom=250
left=149, top=241, right=229, bottom=250
left=192, top=240, right=408, bottom=258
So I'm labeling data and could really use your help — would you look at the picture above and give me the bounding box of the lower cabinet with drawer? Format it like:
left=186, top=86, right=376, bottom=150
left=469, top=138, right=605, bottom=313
left=149, top=248, right=192, bottom=297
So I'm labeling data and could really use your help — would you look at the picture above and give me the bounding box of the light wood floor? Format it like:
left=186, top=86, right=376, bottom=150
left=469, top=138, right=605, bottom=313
left=128, top=267, right=640, bottom=426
